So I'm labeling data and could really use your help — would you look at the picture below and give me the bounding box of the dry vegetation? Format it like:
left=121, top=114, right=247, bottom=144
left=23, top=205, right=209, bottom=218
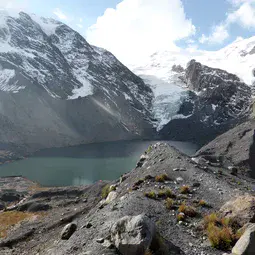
left=155, top=174, right=169, bottom=183
left=203, top=213, right=243, bottom=250
left=180, top=185, right=191, bottom=194
left=0, top=211, right=43, bottom=238
left=178, top=204, right=197, bottom=217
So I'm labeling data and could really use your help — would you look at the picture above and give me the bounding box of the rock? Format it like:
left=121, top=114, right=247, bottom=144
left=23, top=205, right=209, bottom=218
left=110, top=214, right=155, bottom=255
left=232, top=223, right=255, bottom=255
left=173, top=168, right=180, bottom=172
left=85, top=223, right=92, bottom=229
left=106, top=191, right=118, bottom=204
left=220, top=195, right=255, bottom=225
left=102, top=239, right=114, bottom=249
left=96, top=238, right=104, bottom=244
left=192, top=182, right=200, bottom=187
left=61, top=223, right=77, bottom=240
left=228, top=166, right=238, bottom=176
left=176, top=177, right=184, bottom=183
left=180, top=168, right=187, bottom=171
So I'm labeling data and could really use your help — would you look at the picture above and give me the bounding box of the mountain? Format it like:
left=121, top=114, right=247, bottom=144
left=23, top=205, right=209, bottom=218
left=132, top=37, right=255, bottom=144
left=159, top=60, right=252, bottom=144
left=0, top=11, right=154, bottom=154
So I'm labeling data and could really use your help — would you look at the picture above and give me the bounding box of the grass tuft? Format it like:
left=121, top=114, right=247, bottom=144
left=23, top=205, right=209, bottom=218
left=203, top=213, right=243, bottom=251
left=144, top=191, right=157, bottom=199
left=165, top=198, right=174, bottom=209
left=180, top=185, right=191, bottom=194
left=178, top=204, right=197, bottom=217
left=155, top=174, right=169, bottom=183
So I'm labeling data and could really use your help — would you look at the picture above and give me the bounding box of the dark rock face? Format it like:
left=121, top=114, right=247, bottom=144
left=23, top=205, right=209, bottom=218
left=197, top=119, right=255, bottom=178
left=159, top=60, right=252, bottom=145
left=0, top=11, right=154, bottom=154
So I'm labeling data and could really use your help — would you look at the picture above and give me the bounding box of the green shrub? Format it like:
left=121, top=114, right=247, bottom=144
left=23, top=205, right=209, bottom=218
left=165, top=198, right=174, bottom=209
left=158, top=189, right=176, bottom=199
left=101, top=184, right=115, bottom=199
left=144, top=191, right=157, bottom=199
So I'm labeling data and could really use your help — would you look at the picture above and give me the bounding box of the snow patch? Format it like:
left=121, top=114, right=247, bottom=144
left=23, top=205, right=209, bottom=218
left=68, top=79, right=93, bottom=99
left=30, top=14, right=61, bottom=36
left=0, top=69, right=25, bottom=92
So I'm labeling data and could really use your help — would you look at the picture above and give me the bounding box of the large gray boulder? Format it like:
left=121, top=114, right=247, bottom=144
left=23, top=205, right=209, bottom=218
left=110, top=214, right=155, bottom=255
left=60, top=222, right=77, bottom=240
left=232, top=224, right=255, bottom=255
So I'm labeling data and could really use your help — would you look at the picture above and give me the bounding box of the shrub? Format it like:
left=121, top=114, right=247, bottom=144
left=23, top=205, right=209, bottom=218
left=178, top=204, right=197, bottom=217
left=101, top=184, right=115, bottom=199
left=144, top=191, right=157, bottom=199
left=146, top=145, right=153, bottom=154
left=158, top=189, right=176, bottom=199
left=207, top=223, right=233, bottom=250
left=204, top=213, right=219, bottom=226
left=204, top=213, right=242, bottom=251
left=165, top=198, right=174, bottom=209
left=180, top=185, right=190, bottom=194
left=199, top=200, right=207, bottom=207
left=155, top=174, right=169, bottom=183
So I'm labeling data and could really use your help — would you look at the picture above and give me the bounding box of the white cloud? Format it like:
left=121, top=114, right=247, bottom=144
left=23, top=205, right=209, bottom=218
left=200, top=1, right=255, bottom=44
left=199, top=24, right=229, bottom=44
left=87, top=0, right=195, bottom=64
left=227, top=2, right=255, bottom=28
left=53, top=8, right=68, bottom=20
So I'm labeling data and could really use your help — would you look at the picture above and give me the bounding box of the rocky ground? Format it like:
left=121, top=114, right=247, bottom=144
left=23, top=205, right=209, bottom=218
left=0, top=142, right=254, bottom=255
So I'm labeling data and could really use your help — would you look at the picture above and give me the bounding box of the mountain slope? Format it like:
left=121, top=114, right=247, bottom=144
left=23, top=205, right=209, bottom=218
left=132, top=37, right=255, bottom=143
left=0, top=11, right=154, bottom=153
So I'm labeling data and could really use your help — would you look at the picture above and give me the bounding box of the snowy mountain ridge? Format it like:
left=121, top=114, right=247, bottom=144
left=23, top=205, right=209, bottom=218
left=131, top=36, right=255, bottom=131
left=0, top=11, right=154, bottom=150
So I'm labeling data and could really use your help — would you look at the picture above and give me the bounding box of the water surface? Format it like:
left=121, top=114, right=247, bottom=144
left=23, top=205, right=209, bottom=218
left=0, top=140, right=198, bottom=186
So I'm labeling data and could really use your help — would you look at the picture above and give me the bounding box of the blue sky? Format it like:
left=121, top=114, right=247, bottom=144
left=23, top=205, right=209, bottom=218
left=1, top=0, right=255, bottom=63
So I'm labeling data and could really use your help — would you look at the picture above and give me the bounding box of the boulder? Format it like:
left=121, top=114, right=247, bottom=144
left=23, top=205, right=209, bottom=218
left=219, top=195, right=255, bottom=226
left=60, top=223, right=77, bottom=240
left=110, top=214, right=155, bottom=255
left=106, top=191, right=118, bottom=204
left=232, top=223, right=255, bottom=255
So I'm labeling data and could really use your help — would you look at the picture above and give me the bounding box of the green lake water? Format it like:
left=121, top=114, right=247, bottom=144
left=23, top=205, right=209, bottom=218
left=0, top=140, right=198, bottom=186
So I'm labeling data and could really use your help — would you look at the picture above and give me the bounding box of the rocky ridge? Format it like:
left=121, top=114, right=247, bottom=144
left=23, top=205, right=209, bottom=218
left=0, top=142, right=254, bottom=255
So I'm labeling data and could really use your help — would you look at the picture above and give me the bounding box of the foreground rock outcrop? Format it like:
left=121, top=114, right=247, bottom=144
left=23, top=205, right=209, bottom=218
left=197, top=119, right=255, bottom=178
left=0, top=142, right=254, bottom=255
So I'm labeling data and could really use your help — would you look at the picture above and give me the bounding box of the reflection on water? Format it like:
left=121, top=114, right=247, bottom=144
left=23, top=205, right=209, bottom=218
left=0, top=140, right=198, bottom=187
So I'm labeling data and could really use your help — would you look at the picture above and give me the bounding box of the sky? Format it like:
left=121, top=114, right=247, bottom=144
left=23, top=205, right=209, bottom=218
left=0, top=0, right=255, bottom=64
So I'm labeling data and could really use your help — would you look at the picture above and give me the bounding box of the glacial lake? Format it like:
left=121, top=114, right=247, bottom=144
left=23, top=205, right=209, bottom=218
left=0, top=140, right=198, bottom=187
